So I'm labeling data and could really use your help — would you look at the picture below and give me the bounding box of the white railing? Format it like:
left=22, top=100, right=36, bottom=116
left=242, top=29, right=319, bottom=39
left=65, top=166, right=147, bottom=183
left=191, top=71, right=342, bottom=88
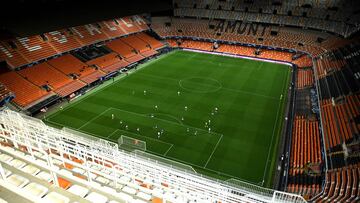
left=0, top=109, right=307, bottom=203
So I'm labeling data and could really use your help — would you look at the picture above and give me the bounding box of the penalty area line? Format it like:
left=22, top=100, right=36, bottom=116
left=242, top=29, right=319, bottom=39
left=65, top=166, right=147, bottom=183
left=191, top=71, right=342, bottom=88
left=203, top=134, right=223, bottom=168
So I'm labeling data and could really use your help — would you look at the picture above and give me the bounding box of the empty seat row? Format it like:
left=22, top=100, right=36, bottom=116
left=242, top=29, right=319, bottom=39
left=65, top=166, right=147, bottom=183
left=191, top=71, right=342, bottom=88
left=290, top=116, right=322, bottom=171
left=313, top=164, right=360, bottom=203
left=167, top=39, right=312, bottom=66
left=18, top=63, right=72, bottom=90
left=297, top=69, right=314, bottom=89
left=321, top=94, right=360, bottom=150
left=47, top=54, right=96, bottom=78
left=315, top=58, right=346, bottom=79
left=0, top=72, right=49, bottom=107
left=0, top=32, right=163, bottom=108
left=0, top=15, right=149, bottom=69
left=151, top=17, right=340, bottom=56
left=136, top=33, right=164, bottom=49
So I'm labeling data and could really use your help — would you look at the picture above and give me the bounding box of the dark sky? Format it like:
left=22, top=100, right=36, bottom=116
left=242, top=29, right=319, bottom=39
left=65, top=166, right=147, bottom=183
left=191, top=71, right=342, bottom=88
left=0, top=0, right=172, bottom=37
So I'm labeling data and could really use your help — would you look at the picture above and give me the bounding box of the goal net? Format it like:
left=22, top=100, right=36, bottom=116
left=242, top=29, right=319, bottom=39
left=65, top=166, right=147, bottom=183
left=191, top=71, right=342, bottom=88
left=118, top=135, right=146, bottom=151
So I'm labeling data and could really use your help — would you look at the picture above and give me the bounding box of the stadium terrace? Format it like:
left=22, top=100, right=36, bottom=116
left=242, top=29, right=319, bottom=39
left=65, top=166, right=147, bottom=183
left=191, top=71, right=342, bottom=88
left=0, top=0, right=359, bottom=203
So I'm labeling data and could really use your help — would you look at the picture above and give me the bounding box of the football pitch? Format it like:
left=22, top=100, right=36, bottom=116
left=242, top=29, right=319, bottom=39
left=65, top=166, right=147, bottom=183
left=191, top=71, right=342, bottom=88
left=44, top=50, right=291, bottom=187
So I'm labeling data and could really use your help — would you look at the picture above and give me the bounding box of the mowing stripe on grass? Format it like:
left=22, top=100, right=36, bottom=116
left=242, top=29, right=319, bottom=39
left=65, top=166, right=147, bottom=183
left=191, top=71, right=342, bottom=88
left=136, top=72, right=278, bottom=100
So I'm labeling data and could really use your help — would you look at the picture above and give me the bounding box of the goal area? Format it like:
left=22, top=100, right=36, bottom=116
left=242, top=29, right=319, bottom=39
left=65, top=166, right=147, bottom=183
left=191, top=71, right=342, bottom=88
left=118, top=135, right=146, bottom=151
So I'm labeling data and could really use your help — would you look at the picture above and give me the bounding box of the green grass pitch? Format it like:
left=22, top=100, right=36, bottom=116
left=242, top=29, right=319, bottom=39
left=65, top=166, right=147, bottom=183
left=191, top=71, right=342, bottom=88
left=45, top=50, right=291, bottom=187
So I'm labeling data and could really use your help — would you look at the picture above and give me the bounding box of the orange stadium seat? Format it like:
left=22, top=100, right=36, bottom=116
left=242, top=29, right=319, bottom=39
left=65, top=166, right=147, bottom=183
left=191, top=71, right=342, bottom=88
left=320, top=95, right=360, bottom=150
left=136, top=32, right=164, bottom=49
left=315, top=58, right=346, bottom=79
left=15, top=35, right=58, bottom=62
left=18, top=63, right=72, bottom=90
left=314, top=164, right=360, bottom=203
left=55, top=80, right=87, bottom=97
left=44, top=30, right=83, bottom=53
left=296, top=69, right=314, bottom=89
left=293, top=55, right=313, bottom=68
left=0, top=15, right=149, bottom=70
left=117, top=16, right=148, bottom=34
left=121, top=35, right=151, bottom=53
left=98, top=19, right=127, bottom=38
left=0, top=42, right=29, bottom=68
left=86, top=52, right=129, bottom=73
left=47, top=54, right=95, bottom=78
left=69, top=24, right=108, bottom=46
left=106, top=38, right=137, bottom=58
left=0, top=72, right=49, bottom=107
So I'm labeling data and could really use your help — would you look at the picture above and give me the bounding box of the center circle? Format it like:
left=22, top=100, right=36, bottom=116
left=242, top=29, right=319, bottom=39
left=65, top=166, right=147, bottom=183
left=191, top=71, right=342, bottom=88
left=179, top=77, right=222, bottom=93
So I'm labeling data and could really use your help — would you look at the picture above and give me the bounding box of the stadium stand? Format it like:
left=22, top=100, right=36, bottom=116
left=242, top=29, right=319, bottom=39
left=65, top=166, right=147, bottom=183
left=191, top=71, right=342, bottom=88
left=106, top=38, right=138, bottom=58
left=0, top=83, right=14, bottom=106
left=47, top=54, right=95, bottom=78
left=54, top=80, right=87, bottom=97
left=122, top=35, right=151, bottom=53
left=86, top=52, right=129, bottom=73
left=172, top=0, right=359, bottom=37
left=0, top=42, right=30, bottom=68
left=0, top=15, right=150, bottom=69
left=167, top=39, right=312, bottom=68
left=313, top=164, right=360, bottom=202
left=17, top=63, right=72, bottom=91
left=136, top=32, right=165, bottom=49
left=287, top=116, right=322, bottom=199
left=0, top=72, right=50, bottom=107
left=0, top=14, right=165, bottom=109
left=151, top=17, right=337, bottom=56
left=297, top=70, right=314, bottom=89
left=44, top=30, right=83, bottom=53
left=15, top=35, right=58, bottom=63
left=293, top=56, right=313, bottom=69
left=0, top=0, right=359, bottom=202
left=320, top=95, right=360, bottom=150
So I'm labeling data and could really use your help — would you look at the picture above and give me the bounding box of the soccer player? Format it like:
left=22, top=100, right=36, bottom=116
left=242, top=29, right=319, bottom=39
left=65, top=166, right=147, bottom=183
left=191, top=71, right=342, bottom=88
left=177, top=91, right=180, bottom=96
left=155, top=105, right=158, bottom=110
left=119, top=120, right=123, bottom=125
left=194, top=131, right=197, bottom=136
left=157, top=132, right=161, bottom=139
left=208, top=127, right=211, bottom=132
left=137, top=127, right=140, bottom=132
left=186, top=128, right=189, bottom=132
left=215, top=107, right=218, bottom=112
left=125, top=125, right=128, bottom=130
left=112, top=114, right=114, bottom=120
left=144, top=90, right=147, bottom=95
left=185, top=106, right=188, bottom=111
left=181, top=117, right=184, bottom=121
left=60, top=106, right=63, bottom=110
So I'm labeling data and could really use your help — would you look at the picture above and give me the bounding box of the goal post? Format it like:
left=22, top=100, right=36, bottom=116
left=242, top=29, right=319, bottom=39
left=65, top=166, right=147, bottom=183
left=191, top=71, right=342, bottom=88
left=118, top=135, right=146, bottom=151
